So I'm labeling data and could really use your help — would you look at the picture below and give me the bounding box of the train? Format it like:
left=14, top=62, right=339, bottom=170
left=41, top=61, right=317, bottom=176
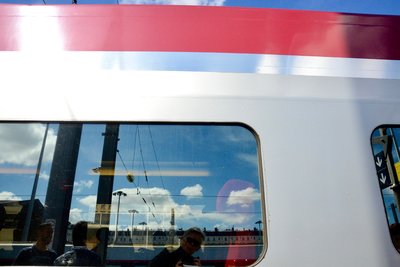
left=1, top=3, right=400, bottom=267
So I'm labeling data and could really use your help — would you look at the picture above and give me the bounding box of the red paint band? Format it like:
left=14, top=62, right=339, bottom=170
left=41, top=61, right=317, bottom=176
left=0, top=5, right=400, bottom=59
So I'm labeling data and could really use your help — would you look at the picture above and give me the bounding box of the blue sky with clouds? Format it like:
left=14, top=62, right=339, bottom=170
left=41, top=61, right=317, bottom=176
left=0, top=123, right=262, bottom=232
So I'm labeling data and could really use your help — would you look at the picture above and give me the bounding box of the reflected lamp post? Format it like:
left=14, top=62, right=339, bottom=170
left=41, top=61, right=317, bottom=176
left=113, top=190, right=127, bottom=244
left=139, top=221, right=147, bottom=245
left=255, top=220, right=262, bottom=234
left=128, top=209, right=138, bottom=242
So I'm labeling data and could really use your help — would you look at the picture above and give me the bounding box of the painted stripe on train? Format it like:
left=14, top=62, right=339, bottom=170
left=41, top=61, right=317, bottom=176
left=0, top=51, right=399, bottom=79
left=0, top=5, right=400, bottom=60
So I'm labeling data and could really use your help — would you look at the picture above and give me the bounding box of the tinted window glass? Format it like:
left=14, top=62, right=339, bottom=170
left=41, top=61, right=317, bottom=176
left=0, top=122, right=264, bottom=266
left=371, top=126, right=400, bottom=252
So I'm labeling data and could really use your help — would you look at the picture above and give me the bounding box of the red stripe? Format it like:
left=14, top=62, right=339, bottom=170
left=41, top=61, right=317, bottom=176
left=0, top=5, right=400, bottom=59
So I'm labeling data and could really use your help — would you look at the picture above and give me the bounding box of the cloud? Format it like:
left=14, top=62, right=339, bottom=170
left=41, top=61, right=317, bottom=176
left=0, top=124, right=57, bottom=166
left=68, top=207, right=96, bottom=224
left=0, top=191, right=22, bottom=201
left=40, top=171, right=50, bottom=181
left=218, top=127, right=255, bottom=144
left=180, top=184, right=203, bottom=199
left=226, top=187, right=260, bottom=208
left=74, top=180, right=94, bottom=193
left=78, top=195, right=97, bottom=207
left=120, top=0, right=225, bottom=5
left=76, top=188, right=178, bottom=228
left=111, top=187, right=177, bottom=216
left=237, top=153, right=258, bottom=167
left=202, top=211, right=248, bottom=225
left=74, top=186, right=259, bottom=231
left=72, top=196, right=99, bottom=224
left=69, top=208, right=84, bottom=223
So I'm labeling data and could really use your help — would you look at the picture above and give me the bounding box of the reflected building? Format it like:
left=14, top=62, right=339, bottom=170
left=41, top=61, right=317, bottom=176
left=0, top=199, right=43, bottom=242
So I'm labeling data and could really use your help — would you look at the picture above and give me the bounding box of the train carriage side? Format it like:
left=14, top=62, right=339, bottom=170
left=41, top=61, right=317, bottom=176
left=0, top=5, right=400, bottom=267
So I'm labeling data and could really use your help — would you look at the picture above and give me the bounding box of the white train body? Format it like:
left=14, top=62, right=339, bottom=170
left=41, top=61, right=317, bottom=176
left=0, top=4, right=400, bottom=267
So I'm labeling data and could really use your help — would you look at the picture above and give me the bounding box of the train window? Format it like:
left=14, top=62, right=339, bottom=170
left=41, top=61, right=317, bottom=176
left=0, top=122, right=264, bottom=266
left=371, top=126, right=400, bottom=253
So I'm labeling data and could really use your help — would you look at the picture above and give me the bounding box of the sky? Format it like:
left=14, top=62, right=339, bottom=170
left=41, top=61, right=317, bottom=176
left=0, top=0, right=399, bottom=15
left=0, top=123, right=262, bottom=232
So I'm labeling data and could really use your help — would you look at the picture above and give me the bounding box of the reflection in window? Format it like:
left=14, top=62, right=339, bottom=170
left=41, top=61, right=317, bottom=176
left=371, top=126, right=400, bottom=253
left=0, top=123, right=264, bottom=266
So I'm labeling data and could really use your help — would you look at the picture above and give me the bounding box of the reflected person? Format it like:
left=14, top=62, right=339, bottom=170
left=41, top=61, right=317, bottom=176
left=53, top=221, right=102, bottom=266
left=13, top=222, right=57, bottom=265
left=150, top=227, right=204, bottom=267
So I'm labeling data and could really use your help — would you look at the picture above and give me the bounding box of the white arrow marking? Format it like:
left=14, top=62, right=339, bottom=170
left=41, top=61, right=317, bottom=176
left=380, top=173, right=387, bottom=184
left=376, top=157, right=383, bottom=167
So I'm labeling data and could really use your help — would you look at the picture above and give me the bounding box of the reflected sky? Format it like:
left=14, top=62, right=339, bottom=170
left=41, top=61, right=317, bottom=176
left=0, top=123, right=262, bottom=231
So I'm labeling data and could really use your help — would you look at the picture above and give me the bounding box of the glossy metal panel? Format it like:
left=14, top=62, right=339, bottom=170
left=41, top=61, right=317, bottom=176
left=0, top=5, right=400, bottom=59
left=0, top=51, right=399, bottom=79
left=1, top=68, right=400, bottom=266
left=1, top=4, right=400, bottom=267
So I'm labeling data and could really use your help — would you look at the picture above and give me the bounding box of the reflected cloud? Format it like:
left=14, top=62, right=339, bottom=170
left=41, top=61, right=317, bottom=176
left=78, top=195, right=97, bottom=207
left=218, top=126, right=255, bottom=144
left=0, top=191, right=22, bottom=201
left=180, top=184, right=203, bottom=199
left=69, top=208, right=84, bottom=223
left=74, top=180, right=95, bottom=193
left=40, top=171, right=50, bottom=181
left=75, top=186, right=259, bottom=230
left=202, top=211, right=249, bottom=226
left=226, top=187, right=260, bottom=208
left=237, top=153, right=258, bottom=167
left=0, top=124, right=56, bottom=166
